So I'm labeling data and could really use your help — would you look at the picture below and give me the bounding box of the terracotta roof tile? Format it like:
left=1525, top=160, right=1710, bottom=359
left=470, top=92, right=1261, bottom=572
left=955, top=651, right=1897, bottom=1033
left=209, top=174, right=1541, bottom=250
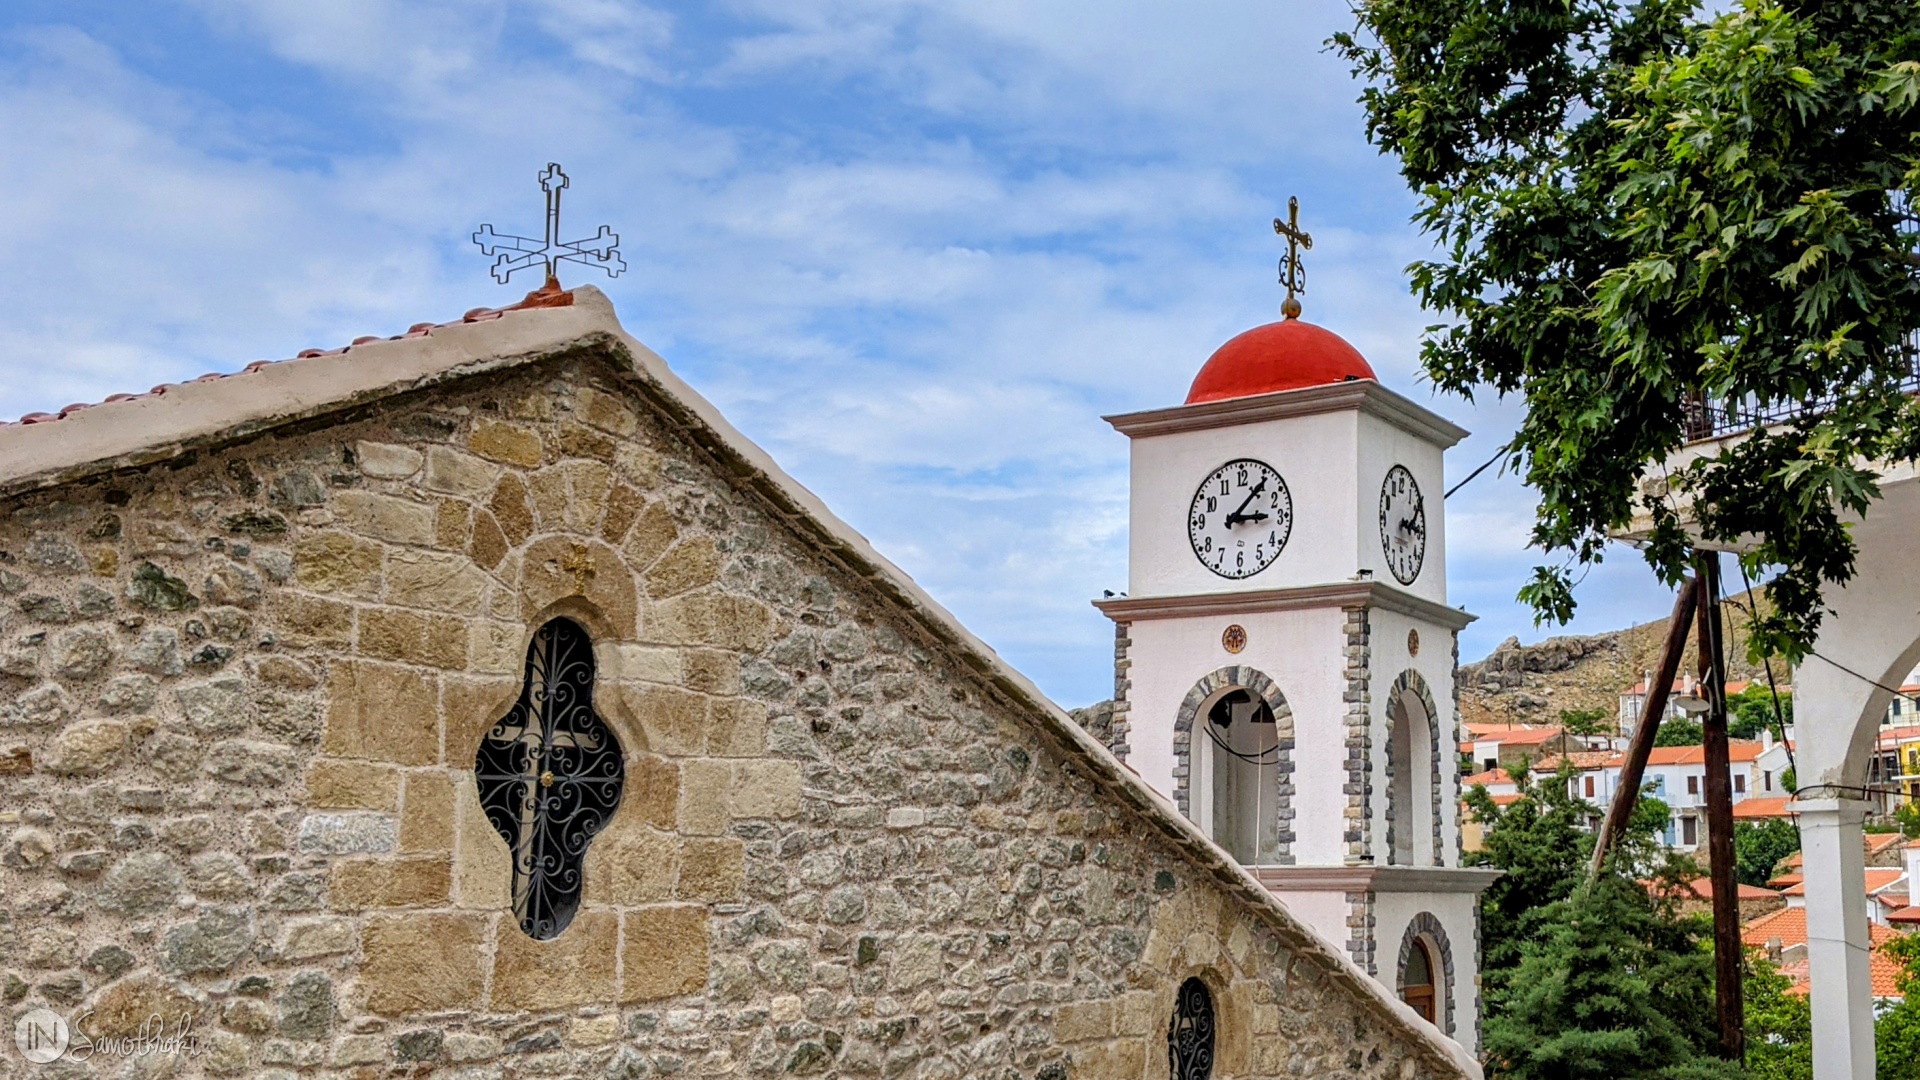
left=1733, top=796, right=1796, bottom=819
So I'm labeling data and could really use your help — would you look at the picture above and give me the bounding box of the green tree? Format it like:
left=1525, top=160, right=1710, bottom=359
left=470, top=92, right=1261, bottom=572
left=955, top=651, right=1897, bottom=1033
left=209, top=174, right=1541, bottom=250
left=1744, top=957, right=1813, bottom=1080
left=1654, top=717, right=1704, bottom=747
left=1876, top=934, right=1920, bottom=1078
left=1728, top=684, right=1792, bottom=740
left=1559, top=706, right=1616, bottom=738
left=1733, top=817, right=1801, bottom=888
left=1334, top=1, right=1920, bottom=663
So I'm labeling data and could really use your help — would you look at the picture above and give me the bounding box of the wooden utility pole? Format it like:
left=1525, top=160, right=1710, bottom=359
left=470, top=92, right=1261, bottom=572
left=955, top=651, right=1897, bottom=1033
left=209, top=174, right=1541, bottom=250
left=1696, top=555, right=1746, bottom=1061
left=1588, top=577, right=1699, bottom=878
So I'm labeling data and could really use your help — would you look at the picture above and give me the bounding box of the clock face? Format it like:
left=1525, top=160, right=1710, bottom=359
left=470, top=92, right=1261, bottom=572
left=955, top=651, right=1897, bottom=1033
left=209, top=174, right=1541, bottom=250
left=1379, top=464, right=1427, bottom=585
left=1188, top=459, right=1293, bottom=579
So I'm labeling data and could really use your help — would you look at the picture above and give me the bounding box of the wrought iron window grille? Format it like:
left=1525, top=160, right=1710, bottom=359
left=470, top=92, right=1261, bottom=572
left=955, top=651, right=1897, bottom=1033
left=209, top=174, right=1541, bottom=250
left=1168, top=976, right=1216, bottom=1080
left=475, top=617, right=625, bottom=940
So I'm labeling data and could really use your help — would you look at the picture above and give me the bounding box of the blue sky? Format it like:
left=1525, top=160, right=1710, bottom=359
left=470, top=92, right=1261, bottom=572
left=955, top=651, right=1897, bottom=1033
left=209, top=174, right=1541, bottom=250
left=0, top=0, right=1680, bottom=706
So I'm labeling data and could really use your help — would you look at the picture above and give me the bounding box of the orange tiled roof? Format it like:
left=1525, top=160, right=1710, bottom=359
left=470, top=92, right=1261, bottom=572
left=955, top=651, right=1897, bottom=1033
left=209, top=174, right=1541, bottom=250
left=1475, top=726, right=1568, bottom=747
left=1779, top=867, right=1905, bottom=898
left=1868, top=832, right=1908, bottom=856
left=1531, top=751, right=1615, bottom=771
left=1461, top=769, right=1514, bottom=788
left=1745, top=906, right=1900, bottom=951
left=1635, top=742, right=1766, bottom=766
left=3, top=281, right=576, bottom=427
left=1733, top=797, right=1796, bottom=820
left=1647, top=877, right=1780, bottom=903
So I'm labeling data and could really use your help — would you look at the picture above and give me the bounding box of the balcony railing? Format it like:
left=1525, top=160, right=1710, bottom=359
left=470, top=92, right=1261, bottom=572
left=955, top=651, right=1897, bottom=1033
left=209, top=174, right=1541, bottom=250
left=1682, top=331, right=1920, bottom=441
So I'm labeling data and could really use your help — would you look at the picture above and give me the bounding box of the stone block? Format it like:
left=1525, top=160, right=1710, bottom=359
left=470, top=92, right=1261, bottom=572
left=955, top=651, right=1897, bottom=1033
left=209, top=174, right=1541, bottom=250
left=519, top=536, right=636, bottom=637
left=489, top=474, right=535, bottom=547
left=468, top=621, right=523, bottom=676
left=684, top=649, right=740, bottom=695
left=335, top=492, right=437, bottom=546
left=330, top=1034, right=386, bottom=1066
left=453, top=780, right=511, bottom=910
left=297, top=813, right=398, bottom=855
left=42, top=719, right=128, bottom=776
left=85, top=974, right=206, bottom=1038
left=435, top=498, right=471, bottom=551
left=1056, top=999, right=1114, bottom=1042
left=588, top=825, right=676, bottom=905
left=620, top=904, right=709, bottom=1003
left=442, top=674, right=521, bottom=763
left=423, top=447, right=501, bottom=498
left=305, top=759, right=400, bottom=810
left=622, top=501, right=677, bottom=569
left=614, top=643, right=681, bottom=683
left=1074, top=1039, right=1147, bottom=1076
left=469, top=509, right=509, bottom=570
left=623, top=683, right=707, bottom=756
left=386, top=550, right=489, bottom=614
left=645, top=539, right=719, bottom=598
left=491, top=910, right=618, bottom=1011
left=601, top=483, right=646, bottom=543
left=360, top=913, right=486, bottom=1014
left=676, top=837, right=743, bottom=903
left=357, top=607, right=468, bottom=669
left=356, top=441, right=423, bottom=479
left=323, top=660, right=439, bottom=765
left=576, top=386, right=640, bottom=437
left=205, top=739, right=299, bottom=786
left=328, top=856, right=451, bottom=909
left=272, top=593, right=355, bottom=649
left=294, top=533, right=384, bottom=598
left=679, top=759, right=731, bottom=836
left=280, top=918, right=358, bottom=961
left=256, top=655, right=320, bottom=689
left=627, top=754, right=679, bottom=829
left=729, top=759, right=803, bottom=820
left=400, top=770, right=455, bottom=853
left=569, top=1013, right=621, bottom=1046
left=469, top=419, right=545, bottom=468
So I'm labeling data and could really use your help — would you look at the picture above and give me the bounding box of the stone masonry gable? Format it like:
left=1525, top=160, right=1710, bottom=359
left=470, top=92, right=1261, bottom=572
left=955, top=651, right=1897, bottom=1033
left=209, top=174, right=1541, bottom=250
left=0, top=290, right=1478, bottom=1078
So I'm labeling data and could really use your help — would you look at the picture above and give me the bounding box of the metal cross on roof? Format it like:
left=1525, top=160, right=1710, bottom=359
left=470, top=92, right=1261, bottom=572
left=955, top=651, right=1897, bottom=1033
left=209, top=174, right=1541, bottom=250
left=473, top=163, right=626, bottom=286
left=1273, top=196, right=1312, bottom=319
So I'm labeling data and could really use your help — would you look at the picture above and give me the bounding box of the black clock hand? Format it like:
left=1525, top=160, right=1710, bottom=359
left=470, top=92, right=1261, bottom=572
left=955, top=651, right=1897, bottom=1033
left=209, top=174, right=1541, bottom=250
left=1225, top=480, right=1267, bottom=526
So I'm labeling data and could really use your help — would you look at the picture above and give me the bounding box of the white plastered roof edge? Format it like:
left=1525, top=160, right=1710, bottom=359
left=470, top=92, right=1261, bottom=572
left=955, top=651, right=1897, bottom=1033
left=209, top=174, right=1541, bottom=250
left=0, top=286, right=1483, bottom=1078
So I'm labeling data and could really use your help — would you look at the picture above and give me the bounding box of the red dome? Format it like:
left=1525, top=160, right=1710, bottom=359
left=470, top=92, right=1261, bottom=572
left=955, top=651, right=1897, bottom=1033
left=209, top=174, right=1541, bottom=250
left=1186, top=318, right=1376, bottom=405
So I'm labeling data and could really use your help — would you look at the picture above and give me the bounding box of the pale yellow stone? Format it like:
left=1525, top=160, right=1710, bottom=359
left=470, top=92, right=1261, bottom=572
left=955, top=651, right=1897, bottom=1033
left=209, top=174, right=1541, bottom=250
left=558, top=460, right=613, bottom=533
left=601, top=483, right=646, bottom=544
left=627, top=754, right=680, bottom=829
left=612, top=444, right=662, bottom=490
left=334, top=491, right=436, bottom=546
left=400, top=770, right=455, bottom=853
left=519, top=536, right=637, bottom=637
left=492, top=911, right=618, bottom=1010
left=361, top=913, right=487, bottom=1014
left=43, top=719, right=128, bottom=776
left=622, top=501, right=677, bottom=569
left=587, top=825, right=676, bottom=906
left=255, top=655, right=320, bottom=688
left=356, top=440, right=423, bottom=479
left=423, top=447, right=502, bottom=498
left=650, top=593, right=776, bottom=650
left=622, top=684, right=707, bottom=756
left=619, top=904, right=709, bottom=1003
left=569, top=1013, right=622, bottom=1046
left=453, top=780, right=512, bottom=910
left=645, top=539, right=719, bottom=598
left=683, top=649, right=740, bottom=695
left=323, top=659, right=440, bottom=765
left=295, top=532, right=384, bottom=598
left=709, top=698, right=767, bottom=758
left=469, top=419, right=545, bottom=468
left=281, top=917, right=358, bottom=960
left=85, top=975, right=206, bottom=1038
left=386, top=549, right=489, bottom=614
left=728, top=759, right=803, bottom=820
left=676, top=837, right=743, bottom=903
left=271, top=593, right=355, bottom=648
left=306, top=759, right=400, bottom=810
left=614, top=644, right=681, bottom=684
left=576, top=386, right=639, bottom=437
left=357, top=607, right=468, bottom=669
left=328, top=856, right=451, bottom=908
left=1056, top=1000, right=1114, bottom=1043
left=435, top=498, right=471, bottom=549
left=442, top=674, right=522, bottom=764
left=679, top=759, right=731, bottom=836
left=469, top=620, right=524, bottom=676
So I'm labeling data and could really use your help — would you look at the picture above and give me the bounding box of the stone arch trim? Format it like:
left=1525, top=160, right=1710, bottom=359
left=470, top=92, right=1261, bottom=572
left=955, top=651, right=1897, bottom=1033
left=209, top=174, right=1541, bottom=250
left=1383, top=668, right=1445, bottom=868
left=1395, top=912, right=1455, bottom=1037
left=1172, top=665, right=1296, bottom=865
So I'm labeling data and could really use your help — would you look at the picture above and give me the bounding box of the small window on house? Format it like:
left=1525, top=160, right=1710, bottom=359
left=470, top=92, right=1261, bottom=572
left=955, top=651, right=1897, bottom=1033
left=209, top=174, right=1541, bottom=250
left=1765, top=771, right=1774, bottom=792
left=1687, top=775, right=1699, bottom=796
left=1483, top=758, right=1498, bottom=772
left=1167, top=977, right=1215, bottom=1080
left=1735, top=774, right=1746, bottom=794
left=1682, top=816, right=1698, bottom=847
left=1584, top=776, right=1595, bottom=798
left=1401, top=939, right=1437, bottom=1024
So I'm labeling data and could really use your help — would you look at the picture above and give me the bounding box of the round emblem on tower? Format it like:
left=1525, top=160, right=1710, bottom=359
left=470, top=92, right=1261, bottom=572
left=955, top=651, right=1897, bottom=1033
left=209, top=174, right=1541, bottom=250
left=1222, top=624, right=1247, bottom=654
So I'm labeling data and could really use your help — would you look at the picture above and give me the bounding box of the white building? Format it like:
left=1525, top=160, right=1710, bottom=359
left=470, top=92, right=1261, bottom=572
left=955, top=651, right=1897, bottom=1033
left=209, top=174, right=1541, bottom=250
left=1094, top=307, right=1496, bottom=1049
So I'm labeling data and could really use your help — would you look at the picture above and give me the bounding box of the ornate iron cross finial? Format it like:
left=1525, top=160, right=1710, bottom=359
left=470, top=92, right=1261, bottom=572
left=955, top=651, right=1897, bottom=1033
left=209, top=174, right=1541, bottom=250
left=1273, top=196, right=1313, bottom=320
left=473, top=163, right=626, bottom=287
left=475, top=617, right=625, bottom=940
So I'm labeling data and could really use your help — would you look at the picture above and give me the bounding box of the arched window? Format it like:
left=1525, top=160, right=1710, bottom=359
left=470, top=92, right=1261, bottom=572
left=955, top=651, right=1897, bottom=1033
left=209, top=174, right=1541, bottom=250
left=1385, top=673, right=1438, bottom=867
left=1200, top=689, right=1281, bottom=865
left=475, top=617, right=625, bottom=940
left=1401, top=939, right=1436, bottom=1024
left=1167, top=977, right=1215, bottom=1080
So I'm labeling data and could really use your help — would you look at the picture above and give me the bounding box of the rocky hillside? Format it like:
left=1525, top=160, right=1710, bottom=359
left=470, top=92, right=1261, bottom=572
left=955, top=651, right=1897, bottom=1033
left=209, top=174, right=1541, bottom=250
left=1461, top=589, right=1783, bottom=728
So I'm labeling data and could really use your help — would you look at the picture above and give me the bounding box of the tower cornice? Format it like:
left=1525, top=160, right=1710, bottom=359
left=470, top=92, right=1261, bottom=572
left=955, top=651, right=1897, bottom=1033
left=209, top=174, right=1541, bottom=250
left=1092, top=580, right=1475, bottom=630
left=1104, top=380, right=1469, bottom=448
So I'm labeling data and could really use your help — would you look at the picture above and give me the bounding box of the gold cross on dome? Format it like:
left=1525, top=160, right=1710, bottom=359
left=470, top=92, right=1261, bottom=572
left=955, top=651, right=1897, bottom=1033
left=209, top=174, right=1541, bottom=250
left=1273, top=196, right=1313, bottom=319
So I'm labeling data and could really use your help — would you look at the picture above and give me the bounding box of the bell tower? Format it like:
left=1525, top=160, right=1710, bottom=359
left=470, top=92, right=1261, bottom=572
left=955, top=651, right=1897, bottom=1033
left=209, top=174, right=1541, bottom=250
left=1093, top=208, right=1497, bottom=1049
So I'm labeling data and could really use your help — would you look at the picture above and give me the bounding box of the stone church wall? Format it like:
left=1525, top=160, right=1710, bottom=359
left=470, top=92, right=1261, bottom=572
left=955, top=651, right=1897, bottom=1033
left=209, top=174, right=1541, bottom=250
left=0, top=341, right=1470, bottom=1078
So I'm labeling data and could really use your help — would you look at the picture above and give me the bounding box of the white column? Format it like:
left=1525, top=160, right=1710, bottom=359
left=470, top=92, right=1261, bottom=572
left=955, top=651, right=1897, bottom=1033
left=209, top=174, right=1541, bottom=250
left=1795, top=797, right=1876, bottom=1080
